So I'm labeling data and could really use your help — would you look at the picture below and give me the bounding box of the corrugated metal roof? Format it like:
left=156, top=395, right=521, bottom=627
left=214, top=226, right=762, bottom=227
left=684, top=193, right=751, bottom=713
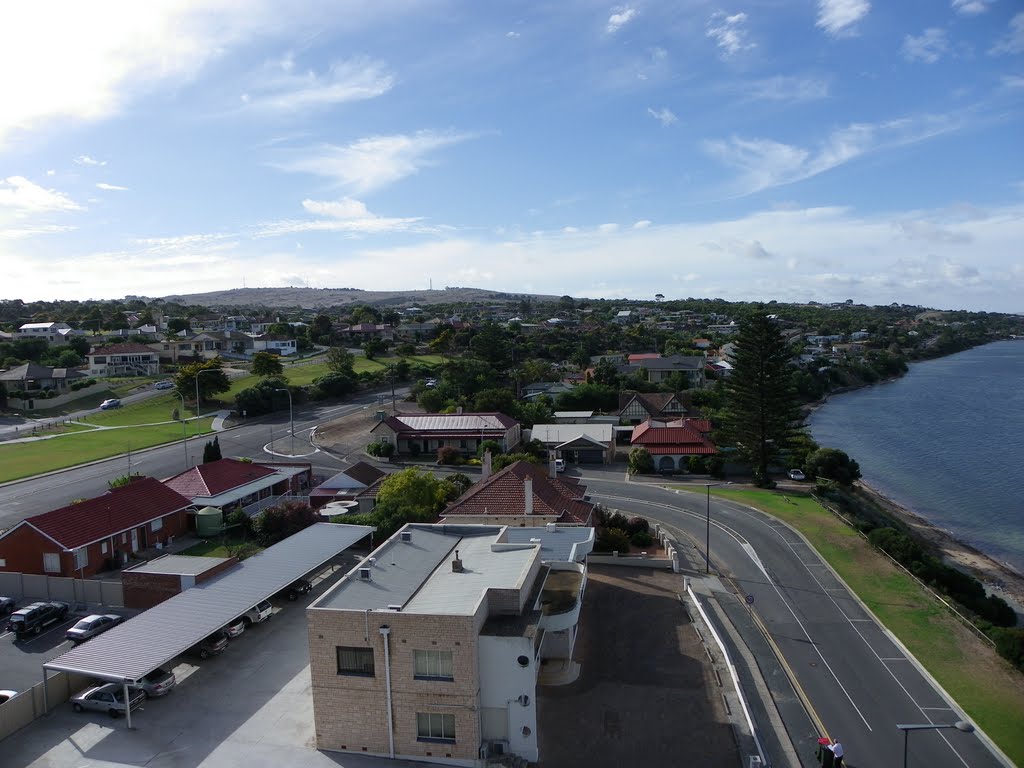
left=531, top=423, right=613, bottom=443
left=391, top=413, right=516, bottom=431
left=44, top=523, right=373, bottom=683
left=124, top=554, right=230, bottom=576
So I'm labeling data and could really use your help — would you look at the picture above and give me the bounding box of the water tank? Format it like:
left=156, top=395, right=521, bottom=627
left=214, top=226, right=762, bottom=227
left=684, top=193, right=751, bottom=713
left=196, top=506, right=224, bottom=537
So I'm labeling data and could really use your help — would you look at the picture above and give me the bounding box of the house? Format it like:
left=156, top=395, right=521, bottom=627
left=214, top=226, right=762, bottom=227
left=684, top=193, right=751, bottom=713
left=617, top=391, right=697, bottom=425
left=370, top=412, right=521, bottom=457
left=87, top=343, right=161, bottom=377
left=618, top=355, right=706, bottom=387
left=0, top=478, right=193, bottom=578
left=393, top=319, right=441, bottom=340
left=520, top=381, right=574, bottom=401
left=0, top=362, right=86, bottom=393
left=529, top=423, right=615, bottom=464
left=337, top=323, right=395, bottom=342
left=630, top=419, right=716, bottom=473
left=309, top=461, right=388, bottom=510
left=443, top=460, right=595, bottom=527
left=252, top=333, right=297, bottom=356
left=308, top=522, right=588, bottom=765
left=16, top=322, right=76, bottom=345
left=188, top=314, right=226, bottom=332
left=614, top=310, right=633, bottom=325
left=626, top=353, right=660, bottom=364
left=162, top=459, right=312, bottom=514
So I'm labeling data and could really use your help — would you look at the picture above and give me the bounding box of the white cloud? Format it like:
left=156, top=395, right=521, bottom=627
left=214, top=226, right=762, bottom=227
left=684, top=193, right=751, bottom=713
left=991, top=13, right=1024, bottom=56
left=952, top=0, right=991, bottom=15
left=0, top=223, right=76, bottom=240
left=902, top=28, right=950, bottom=63
left=633, top=220, right=652, bottom=229
left=242, top=56, right=394, bottom=112
left=74, top=155, right=106, bottom=167
left=703, top=238, right=777, bottom=260
left=273, top=130, right=477, bottom=193
left=816, top=0, right=870, bottom=38
left=704, top=113, right=961, bottom=196
left=96, top=182, right=129, bottom=191
left=647, top=107, right=678, bottom=126
left=1002, top=75, right=1024, bottom=89
left=606, top=6, right=637, bottom=35
left=255, top=197, right=431, bottom=237
left=506, top=31, right=520, bottom=39
left=743, top=76, right=830, bottom=102
left=598, top=223, right=619, bottom=234
left=0, top=176, right=83, bottom=215
left=706, top=12, right=755, bottom=58
left=894, top=218, right=973, bottom=244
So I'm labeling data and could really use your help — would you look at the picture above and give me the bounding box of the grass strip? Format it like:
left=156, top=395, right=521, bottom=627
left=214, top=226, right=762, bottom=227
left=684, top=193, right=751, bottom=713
left=0, top=419, right=214, bottom=484
left=708, top=488, right=1024, bottom=764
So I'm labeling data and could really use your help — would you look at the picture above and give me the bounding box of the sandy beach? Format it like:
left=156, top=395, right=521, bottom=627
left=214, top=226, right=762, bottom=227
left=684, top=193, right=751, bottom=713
left=855, top=481, right=1024, bottom=618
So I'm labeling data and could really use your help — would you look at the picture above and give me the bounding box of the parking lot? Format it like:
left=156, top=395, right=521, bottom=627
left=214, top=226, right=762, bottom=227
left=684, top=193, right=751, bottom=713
left=2, top=563, right=447, bottom=768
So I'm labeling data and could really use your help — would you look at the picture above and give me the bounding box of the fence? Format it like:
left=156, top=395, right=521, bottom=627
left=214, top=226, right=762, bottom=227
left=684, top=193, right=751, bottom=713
left=241, top=493, right=310, bottom=518
left=0, top=671, right=94, bottom=742
left=0, top=572, right=124, bottom=608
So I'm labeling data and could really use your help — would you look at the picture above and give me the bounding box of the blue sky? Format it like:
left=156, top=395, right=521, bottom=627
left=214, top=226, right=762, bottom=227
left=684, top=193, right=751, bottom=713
left=1, top=0, right=1022, bottom=311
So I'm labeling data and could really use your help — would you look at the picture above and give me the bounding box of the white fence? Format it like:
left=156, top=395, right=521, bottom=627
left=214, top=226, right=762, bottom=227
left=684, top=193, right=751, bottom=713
left=0, top=572, right=123, bottom=608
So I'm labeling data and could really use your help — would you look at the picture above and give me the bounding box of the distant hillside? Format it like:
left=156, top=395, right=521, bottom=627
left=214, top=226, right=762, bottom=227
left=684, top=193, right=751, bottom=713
left=159, top=286, right=562, bottom=310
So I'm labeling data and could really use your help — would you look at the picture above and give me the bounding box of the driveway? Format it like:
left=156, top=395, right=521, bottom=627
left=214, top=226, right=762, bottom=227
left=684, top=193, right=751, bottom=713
left=537, top=565, right=738, bottom=768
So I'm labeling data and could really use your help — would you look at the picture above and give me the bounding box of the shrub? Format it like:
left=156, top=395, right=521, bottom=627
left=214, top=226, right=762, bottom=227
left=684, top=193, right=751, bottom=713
left=990, top=627, right=1024, bottom=672
left=596, top=527, right=631, bottom=553
left=627, top=446, right=654, bottom=475
left=625, top=516, right=650, bottom=536
left=437, top=446, right=462, bottom=465
left=687, top=456, right=708, bottom=473
left=366, top=440, right=395, bottom=458
left=631, top=531, right=654, bottom=547
left=603, top=511, right=630, bottom=531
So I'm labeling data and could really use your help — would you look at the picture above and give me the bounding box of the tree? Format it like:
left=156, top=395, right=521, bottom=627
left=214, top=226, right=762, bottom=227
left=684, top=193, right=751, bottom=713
left=252, top=501, right=318, bottom=547
left=234, top=376, right=290, bottom=416
left=311, top=314, right=334, bottom=342
left=326, top=346, right=356, bottom=375
left=473, top=387, right=520, bottom=417
left=67, top=335, right=91, bottom=358
left=202, top=436, right=222, bottom=463
left=722, top=306, right=801, bottom=486
left=805, top=448, right=861, bottom=486
left=364, top=337, right=386, bottom=360
left=56, top=348, right=83, bottom=368
left=167, top=318, right=190, bottom=334
left=519, top=398, right=553, bottom=428
left=313, top=371, right=357, bottom=399
left=175, top=359, right=231, bottom=407
left=442, top=472, right=473, bottom=500
left=478, top=439, right=503, bottom=458
left=368, top=468, right=450, bottom=539
left=251, top=351, right=284, bottom=377
left=628, top=447, right=654, bottom=475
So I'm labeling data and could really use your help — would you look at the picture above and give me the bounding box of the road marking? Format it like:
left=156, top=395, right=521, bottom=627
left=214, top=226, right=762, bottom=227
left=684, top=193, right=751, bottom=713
left=879, top=657, right=907, bottom=662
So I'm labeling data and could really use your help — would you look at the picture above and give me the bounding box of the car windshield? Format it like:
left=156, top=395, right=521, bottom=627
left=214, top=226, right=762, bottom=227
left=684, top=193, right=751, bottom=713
left=73, top=620, right=93, bottom=630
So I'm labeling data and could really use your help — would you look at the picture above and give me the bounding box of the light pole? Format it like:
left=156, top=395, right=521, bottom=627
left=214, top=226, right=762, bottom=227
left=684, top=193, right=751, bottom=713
left=897, top=721, right=974, bottom=768
left=705, top=482, right=732, bottom=574
left=172, top=389, right=188, bottom=469
left=275, top=387, right=294, bottom=456
left=194, top=367, right=220, bottom=426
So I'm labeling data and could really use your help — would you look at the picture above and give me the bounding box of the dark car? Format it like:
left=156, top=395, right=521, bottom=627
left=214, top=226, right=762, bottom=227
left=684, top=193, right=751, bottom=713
left=188, top=630, right=229, bottom=659
left=282, top=579, right=312, bottom=601
left=66, top=614, right=124, bottom=643
left=137, top=668, right=176, bottom=698
left=0, top=596, right=15, bottom=619
left=9, top=601, right=69, bottom=636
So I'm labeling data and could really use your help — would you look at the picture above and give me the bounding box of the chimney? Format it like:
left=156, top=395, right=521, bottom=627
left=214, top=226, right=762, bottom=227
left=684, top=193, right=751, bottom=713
left=548, top=455, right=557, bottom=478
left=452, top=549, right=464, bottom=572
left=524, top=476, right=533, bottom=516
left=482, top=450, right=493, bottom=480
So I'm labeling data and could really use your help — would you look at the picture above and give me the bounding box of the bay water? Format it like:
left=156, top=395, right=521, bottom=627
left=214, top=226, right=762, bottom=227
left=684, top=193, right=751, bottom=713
left=808, top=339, right=1024, bottom=575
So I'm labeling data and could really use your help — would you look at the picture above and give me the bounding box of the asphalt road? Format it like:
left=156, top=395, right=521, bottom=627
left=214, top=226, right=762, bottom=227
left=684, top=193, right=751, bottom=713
left=577, top=472, right=1005, bottom=768
left=0, top=388, right=405, bottom=530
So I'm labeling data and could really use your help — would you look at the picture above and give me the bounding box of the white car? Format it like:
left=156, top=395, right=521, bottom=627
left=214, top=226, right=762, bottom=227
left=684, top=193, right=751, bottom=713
left=554, top=458, right=566, bottom=473
left=788, top=469, right=806, bottom=481
left=154, top=380, right=175, bottom=390
left=71, top=683, right=145, bottom=717
left=99, top=398, right=121, bottom=410
left=66, top=614, right=124, bottom=643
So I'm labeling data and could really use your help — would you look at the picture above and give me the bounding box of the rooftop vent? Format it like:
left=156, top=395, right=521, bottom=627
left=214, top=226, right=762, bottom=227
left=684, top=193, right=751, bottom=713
left=368, top=557, right=377, bottom=565
left=358, top=567, right=372, bottom=581
left=400, top=531, right=412, bottom=543
left=529, top=538, right=541, bottom=543
left=452, top=549, right=464, bottom=573
left=545, top=522, right=557, bottom=532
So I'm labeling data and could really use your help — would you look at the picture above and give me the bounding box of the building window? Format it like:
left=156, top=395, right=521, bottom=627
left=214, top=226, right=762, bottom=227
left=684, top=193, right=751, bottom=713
left=151, top=517, right=163, bottom=533
left=101, top=542, right=108, bottom=555
left=43, top=553, right=60, bottom=573
left=417, top=712, right=456, bottom=742
left=414, top=649, right=454, bottom=680
left=74, top=548, right=88, bottom=570
left=336, top=646, right=375, bottom=677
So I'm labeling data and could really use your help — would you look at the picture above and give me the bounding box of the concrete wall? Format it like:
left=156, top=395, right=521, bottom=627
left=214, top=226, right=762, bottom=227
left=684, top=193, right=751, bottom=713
left=0, top=571, right=123, bottom=607
left=0, top=671, right=94, bottom=742
left=478, top=634, right=539, bottom=762
left=6, top=382, right=101, bottom=411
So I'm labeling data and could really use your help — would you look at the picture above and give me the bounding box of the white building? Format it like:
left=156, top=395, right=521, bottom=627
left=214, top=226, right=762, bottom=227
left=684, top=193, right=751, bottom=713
left=17, top=322, right=77, bottom=345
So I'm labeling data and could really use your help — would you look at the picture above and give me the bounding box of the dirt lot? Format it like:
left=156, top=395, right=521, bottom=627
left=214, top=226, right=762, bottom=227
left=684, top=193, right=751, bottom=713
left=313, top=400, right=423, bottom=460
left=538, top=566, right=737, bottom=768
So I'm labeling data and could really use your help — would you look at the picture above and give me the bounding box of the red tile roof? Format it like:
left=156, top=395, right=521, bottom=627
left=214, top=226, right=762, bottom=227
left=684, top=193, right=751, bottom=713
left=90, top=343, right=159, bottom=355
left=630, top=419, right=717, bottom=455
left=162, top=458, right=277, bottom=498
left=23, top=477, right=192, bottom=549
left=444, top=461, right=594, bottom=525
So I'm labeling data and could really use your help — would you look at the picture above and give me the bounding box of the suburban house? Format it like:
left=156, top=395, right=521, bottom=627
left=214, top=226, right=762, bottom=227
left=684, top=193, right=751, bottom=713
left=618, top=354, right=706, bottom=387
left=630, top=418, right=716, bottom=473
left=307, top=522, right=589, bottom=765
left=529, top=423, right=615, bottom=464
left=252, top=333, right=297, bottom=356
left=87, top=343, right=162, bottom=377
left=162, top=459, right=313, bottom=516
left=370, top=413, right=521, bottom=457
left=442, top=460, right=595, bottom=527
left=0, top=362, right=86, bottom=393
left=337, top=323, right=395, bottom=342
left=520, top=381, right=574, bottom=401
left=16, top=322, right=77, bottom=345
left=309, top=461, right=388, bottom=510
left=617, top=391, right=698, bottom=425
left=0, top=478, right=193, bottom=578
left=613, top=310, right=633, bottom=325
left=392, top=319, right=441, bottom=340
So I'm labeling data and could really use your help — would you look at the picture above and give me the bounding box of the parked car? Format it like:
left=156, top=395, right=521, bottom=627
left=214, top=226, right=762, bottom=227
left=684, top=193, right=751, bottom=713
left=788, top=469, right=806, bottom=481
left=71, top=683, right=145, bottom=717
left=137, top=668, right=176, bottom=698
left=187, top=630, right=229, bottom=659
left=554, top=458, right=566, bottom=473
left=223, top=617, right=245, bottom=638
left=154, top=380, right=175, bottom=390
left=99, top=398, right=121, bottom=410
left=0, top=596, right=15, bottom=619
left=66, top=614, right=124, bottom=643
left=280, top=579, right=312, bottom=601
left=0, top=690, right=17, bottom=705
left=8, top=601, right=69, bottom=636
left=238, top=600, right=273, bottom=627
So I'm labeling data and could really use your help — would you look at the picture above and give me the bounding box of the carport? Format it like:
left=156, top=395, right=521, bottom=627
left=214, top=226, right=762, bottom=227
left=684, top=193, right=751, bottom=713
left=41, top=522, right=373, bottom=728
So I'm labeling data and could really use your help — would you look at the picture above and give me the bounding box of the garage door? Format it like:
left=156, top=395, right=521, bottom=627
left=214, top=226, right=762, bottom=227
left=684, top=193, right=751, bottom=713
left=573, top=449, right=604, bottom=464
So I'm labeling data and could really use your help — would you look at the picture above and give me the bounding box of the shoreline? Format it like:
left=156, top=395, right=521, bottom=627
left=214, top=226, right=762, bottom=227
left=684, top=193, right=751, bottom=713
left=854, top=480, right=1024, bottom=618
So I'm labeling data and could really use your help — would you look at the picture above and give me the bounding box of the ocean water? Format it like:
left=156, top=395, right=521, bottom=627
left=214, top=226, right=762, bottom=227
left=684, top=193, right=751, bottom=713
left=808, top=340, right=1024, bottom=575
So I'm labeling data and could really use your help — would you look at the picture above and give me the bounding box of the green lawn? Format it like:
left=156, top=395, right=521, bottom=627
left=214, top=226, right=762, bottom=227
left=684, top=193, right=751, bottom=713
left=221, top=354, right=443, bottom=395
left=83, top=394, right=193, bottom=427
left=703, top=488, right=1024, bottom=764
left=0, top=419, right=214, bottom=484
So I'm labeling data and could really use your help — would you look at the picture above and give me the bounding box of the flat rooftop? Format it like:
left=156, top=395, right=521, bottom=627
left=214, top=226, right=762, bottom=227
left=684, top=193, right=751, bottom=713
left=313, top=524, right=540, bottom=616
left=124, top=554, right=231, bottom=576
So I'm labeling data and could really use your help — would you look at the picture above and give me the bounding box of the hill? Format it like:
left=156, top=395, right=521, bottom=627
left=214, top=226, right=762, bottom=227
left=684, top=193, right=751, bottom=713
left=158, top=286, right=560, bottom=309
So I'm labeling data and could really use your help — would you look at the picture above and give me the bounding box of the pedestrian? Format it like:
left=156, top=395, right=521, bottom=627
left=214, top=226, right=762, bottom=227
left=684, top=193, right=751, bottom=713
left=829, top=738, right=844, bottom=767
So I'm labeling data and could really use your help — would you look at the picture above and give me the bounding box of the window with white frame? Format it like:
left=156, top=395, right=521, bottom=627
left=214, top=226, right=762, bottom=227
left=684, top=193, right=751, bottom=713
left=74, top=548, right=88, bottom=570
left=151, top=517, right=163, bottom=532
left=416, top=712, right=456, bottom=742
left=413, top=649, right=453, bottom=680
left=43, top=553, right=60, bottom=573
left=101, top=542, right=108, bottom=554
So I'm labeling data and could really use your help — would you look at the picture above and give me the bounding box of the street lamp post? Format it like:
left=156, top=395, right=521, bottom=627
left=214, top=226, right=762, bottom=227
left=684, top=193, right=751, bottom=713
left=897, top=721, right=974, bottom=768
left=275, top=388, right=294, bottom=456
left=194, top=367, right=219, bottom=423
left=705, top=482, right=732, bottom=574
left=172, top=389, right=188, bottom=469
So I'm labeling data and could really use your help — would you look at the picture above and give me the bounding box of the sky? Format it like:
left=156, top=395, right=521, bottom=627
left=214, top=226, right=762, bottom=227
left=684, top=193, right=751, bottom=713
left=0, top=1, right=1022, bottom=313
